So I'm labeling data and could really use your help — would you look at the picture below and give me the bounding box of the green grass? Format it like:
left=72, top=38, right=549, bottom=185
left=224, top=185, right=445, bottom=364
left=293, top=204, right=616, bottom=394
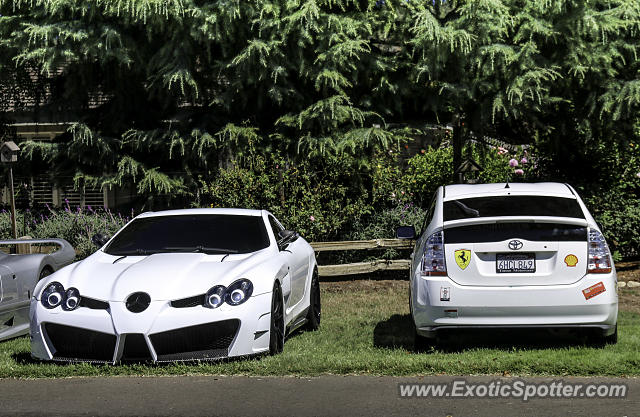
left=1, top=281, right=639, bottom=378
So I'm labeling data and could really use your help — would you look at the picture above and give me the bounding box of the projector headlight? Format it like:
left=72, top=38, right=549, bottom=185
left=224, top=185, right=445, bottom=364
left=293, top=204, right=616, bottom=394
left=204, top=285, right=226, bottom=309
left=41, top=282, right=65, bottom=309
left=62, top=287, right=81, bottom=311
left=225, top=279, right=253, bottom=306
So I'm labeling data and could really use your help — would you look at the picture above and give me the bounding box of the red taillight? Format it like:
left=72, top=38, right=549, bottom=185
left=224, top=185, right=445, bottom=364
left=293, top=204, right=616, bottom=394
left=588, top=228, right=612, bottom=274
left=421, top=231, right=447, bottom=276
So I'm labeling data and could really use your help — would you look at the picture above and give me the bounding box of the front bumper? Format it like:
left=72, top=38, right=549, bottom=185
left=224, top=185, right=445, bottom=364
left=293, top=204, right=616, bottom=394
left=412, top=273, right=618, bottom=337
left=30, top=292, right=272, bottom=363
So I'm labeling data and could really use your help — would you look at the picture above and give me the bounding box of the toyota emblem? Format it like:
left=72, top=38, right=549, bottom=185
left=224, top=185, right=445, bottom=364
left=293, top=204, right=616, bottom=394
left=508, top=240, right=523, bottom=250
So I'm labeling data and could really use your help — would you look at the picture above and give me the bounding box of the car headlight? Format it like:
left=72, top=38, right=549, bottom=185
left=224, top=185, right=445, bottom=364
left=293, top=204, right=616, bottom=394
left=41, top=282, right=65, bottom=309
left=225, top=279, right=253, bottom=306
left=62, top=288, right=81, bottom=311
left=205, top=285, right=226, bottom=309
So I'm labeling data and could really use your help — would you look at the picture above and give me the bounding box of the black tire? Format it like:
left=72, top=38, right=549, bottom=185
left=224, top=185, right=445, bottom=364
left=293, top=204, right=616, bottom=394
left=304, top=268, right=321, bottom=331
left=269, top=282, right=285, bottom=355
left=39, top=266, right=54, bottom=280
left=414, top=329, right=436, bottom=352
left=588, top=325, right=618, bottom=346
left=410, top=289, right=435, bottom=352
left=604, top=325, right=618, bottom=345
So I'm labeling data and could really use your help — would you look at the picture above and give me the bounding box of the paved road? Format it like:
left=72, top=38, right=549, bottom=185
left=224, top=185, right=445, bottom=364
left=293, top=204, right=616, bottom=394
left=0, top=375, right=637, bottom=416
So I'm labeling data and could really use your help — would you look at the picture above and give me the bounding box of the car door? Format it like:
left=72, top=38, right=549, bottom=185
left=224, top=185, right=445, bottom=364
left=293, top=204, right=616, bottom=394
left=268, top=216, right=309, bottom=310
left=0, top=264, right=17, bottom=306
left=0, top=264, right=18, bottom=333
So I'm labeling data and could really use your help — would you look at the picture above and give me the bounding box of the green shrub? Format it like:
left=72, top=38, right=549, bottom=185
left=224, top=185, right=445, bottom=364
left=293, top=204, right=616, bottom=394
left=0, top=206, right=128, bottom=260
left=199, top=152, right=373, bottom=242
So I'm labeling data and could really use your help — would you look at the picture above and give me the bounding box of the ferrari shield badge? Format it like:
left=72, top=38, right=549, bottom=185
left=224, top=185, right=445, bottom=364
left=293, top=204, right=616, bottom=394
left=455, top=249, right=471, bottom=270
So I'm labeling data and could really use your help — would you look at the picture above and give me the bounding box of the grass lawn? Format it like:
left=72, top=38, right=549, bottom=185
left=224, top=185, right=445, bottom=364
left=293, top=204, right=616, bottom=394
left=1, top=280, right=639, bottom=378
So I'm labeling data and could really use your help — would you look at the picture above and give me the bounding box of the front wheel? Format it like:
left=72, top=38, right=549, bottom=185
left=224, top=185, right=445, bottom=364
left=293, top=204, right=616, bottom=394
left=39, top=266, right=54, bottom=280
left=304, top=268, right=321, bottom=331
left=269, top=282, right=285, bottom=355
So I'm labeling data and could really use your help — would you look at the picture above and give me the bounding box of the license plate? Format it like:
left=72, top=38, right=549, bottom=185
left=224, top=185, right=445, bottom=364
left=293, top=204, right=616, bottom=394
left=496, top=253, right=536, bottom=273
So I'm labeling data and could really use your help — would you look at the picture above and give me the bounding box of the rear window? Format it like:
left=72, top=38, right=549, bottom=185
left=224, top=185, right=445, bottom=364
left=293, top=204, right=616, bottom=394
left=445, top=223, right=588, bottom=244
left=105, top=215, right=270, bottom=256
left=443, top=196, right=584, bottom=221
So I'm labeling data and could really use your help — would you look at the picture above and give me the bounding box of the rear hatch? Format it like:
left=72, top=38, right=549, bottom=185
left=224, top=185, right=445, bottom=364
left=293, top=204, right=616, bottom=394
left=442, top=195, right=588, bottom=286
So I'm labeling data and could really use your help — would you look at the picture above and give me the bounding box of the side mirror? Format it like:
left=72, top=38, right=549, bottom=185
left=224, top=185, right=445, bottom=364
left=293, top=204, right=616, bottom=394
left=396, top=226, right=416, bottom=240
left=92, top=233, right=110, bottom=248
left=278, top=230, right=298, bottom=242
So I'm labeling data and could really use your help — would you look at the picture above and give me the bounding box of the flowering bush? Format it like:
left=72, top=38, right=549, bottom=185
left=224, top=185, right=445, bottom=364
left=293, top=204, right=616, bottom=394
left=0, top=205, right=128, bottom=259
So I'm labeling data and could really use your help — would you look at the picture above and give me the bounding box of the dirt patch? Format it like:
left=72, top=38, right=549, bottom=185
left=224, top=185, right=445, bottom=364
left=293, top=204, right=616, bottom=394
left=616, top=260, right=640, bottom=282
left=321, top=279, right=407, bottom=294
left=322, top=268, right=640, bottom=314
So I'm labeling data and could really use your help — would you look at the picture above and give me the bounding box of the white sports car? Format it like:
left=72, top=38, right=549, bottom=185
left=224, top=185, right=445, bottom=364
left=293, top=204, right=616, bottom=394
left=397, top=182, right=618, bottom=347
left=30, top=209, right=320, bottom=363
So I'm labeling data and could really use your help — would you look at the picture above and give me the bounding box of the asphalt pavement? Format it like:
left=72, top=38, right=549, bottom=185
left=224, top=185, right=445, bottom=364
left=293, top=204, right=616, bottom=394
left=0, top=375, right=637, bottom=416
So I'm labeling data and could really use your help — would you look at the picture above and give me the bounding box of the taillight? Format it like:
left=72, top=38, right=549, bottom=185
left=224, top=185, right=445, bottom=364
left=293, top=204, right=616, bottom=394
left=421, top=231, right=447, bottom=276
left=588, top=228, right=612, bottom=274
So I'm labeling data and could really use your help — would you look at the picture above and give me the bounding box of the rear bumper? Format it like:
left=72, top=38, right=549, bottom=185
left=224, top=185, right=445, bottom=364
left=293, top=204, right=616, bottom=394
left=411, top=272, right=618, bottom=334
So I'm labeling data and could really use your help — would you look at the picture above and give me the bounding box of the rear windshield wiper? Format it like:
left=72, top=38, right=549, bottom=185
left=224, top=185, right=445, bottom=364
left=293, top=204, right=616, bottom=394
left=453, top=200, right=480, bottom=218
left=161, top=246, right=239, bottom=255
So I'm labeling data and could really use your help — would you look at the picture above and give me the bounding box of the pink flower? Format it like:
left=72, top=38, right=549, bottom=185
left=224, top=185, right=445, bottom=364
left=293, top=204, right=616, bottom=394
left=509, top=158, right=518, bottom=167
left=637, top=172, right=640, bottom=178
left=310, top=215, right=315, bottom=221
left=521, top=157, right=528, bottom=164
left=514, top=169, right=524, bottom=175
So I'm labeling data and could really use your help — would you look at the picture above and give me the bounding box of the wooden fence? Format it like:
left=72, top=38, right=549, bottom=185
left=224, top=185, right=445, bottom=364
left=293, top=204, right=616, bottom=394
left=310, top=238, right=414, bottom=277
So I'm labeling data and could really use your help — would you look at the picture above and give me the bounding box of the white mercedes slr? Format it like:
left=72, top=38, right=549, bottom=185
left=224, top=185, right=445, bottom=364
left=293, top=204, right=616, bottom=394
left=397, top=182, right=618, bottom=348
left=30, top=209, right=320, bottom=363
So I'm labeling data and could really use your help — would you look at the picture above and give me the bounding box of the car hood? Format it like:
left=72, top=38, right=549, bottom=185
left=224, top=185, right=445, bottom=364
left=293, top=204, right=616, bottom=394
left=52, top=249, right=277, bottom=302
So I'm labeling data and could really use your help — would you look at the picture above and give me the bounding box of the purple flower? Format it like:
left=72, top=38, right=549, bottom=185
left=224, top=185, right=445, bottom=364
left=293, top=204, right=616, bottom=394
left=521, top=157, right=528, bottom=164
left=514, top=169, right=524, bottom=175
left=509, top=158, right=519, bottom=167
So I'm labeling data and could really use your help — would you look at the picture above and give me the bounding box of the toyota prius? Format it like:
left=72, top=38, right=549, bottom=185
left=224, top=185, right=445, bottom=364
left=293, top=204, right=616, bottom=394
left=397, top=183, right=618, bottom=348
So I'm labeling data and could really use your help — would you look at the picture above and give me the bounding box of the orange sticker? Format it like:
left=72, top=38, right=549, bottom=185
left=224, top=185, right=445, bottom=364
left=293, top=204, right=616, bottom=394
left=564, top=254, right=578, bottom=267
left=582, top=282, right=605, bottom=300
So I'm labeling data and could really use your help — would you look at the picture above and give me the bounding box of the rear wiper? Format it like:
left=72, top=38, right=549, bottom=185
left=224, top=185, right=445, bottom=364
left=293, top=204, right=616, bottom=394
left=453, top=200, right=480, bottom=218
left=161, top=246, right=239, bottom=255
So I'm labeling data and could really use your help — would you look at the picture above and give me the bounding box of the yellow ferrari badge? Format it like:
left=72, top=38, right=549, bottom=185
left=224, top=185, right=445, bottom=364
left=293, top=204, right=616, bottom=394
left=455, top=249, right=471, bottom=270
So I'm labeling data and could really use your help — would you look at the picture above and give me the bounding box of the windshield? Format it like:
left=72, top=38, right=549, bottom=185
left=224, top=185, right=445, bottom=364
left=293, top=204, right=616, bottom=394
left=443, top=196, right=585, bottom=221
left=104, top=214, right=270, bottom=256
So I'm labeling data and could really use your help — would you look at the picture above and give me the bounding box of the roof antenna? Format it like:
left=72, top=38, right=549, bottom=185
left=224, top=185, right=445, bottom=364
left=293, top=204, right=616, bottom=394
left=504, top=182, right=510, bottom=189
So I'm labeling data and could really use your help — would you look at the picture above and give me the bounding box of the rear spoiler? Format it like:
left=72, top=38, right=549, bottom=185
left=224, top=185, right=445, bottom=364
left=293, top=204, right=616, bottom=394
left=0, top=239, right=76, bottom=266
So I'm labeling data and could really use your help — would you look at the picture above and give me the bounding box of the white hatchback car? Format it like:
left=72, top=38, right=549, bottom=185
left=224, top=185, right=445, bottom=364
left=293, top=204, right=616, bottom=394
left=398, top=182, right=618, bottom=347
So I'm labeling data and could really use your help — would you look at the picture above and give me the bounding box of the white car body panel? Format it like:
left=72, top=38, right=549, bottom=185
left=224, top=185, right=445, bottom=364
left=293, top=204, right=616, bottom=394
left=409, top=182, right=618, bottom=338
left=30, top=209, right=317, bottom=363
left=0, top=239, right=75, bottom=341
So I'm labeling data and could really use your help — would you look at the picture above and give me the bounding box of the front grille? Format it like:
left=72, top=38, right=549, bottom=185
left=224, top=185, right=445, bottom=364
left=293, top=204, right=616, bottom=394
left=44, top=323, right=116, bottom=362
left=121, top=333, right=152, bottom=362
left=149, top=319, right=239, bottom=361
left=170, top=294, right=205, bottom=308
left=79, top=297, right=109, bottom=310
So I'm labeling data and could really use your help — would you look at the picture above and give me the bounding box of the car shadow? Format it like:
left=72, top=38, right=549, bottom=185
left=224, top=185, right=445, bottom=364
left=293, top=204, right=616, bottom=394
left=373, top=314, right=604, bottom=353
